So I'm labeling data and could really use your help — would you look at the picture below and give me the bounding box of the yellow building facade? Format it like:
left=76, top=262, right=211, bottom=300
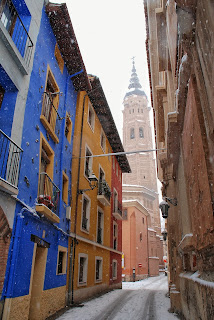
left=68, top=90, right=113, bottom=302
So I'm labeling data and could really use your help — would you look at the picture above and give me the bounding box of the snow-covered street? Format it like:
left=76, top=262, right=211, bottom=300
left=57, top=274, right=179, bottom=320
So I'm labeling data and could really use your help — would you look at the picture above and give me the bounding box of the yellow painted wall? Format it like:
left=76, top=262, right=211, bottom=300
left=70, top=91, right=113, bottom=293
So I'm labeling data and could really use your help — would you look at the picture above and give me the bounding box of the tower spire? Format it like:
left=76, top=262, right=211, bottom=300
left=124, top=58, right=146, bottom=98
left=128, top=57, right=142, bottom=90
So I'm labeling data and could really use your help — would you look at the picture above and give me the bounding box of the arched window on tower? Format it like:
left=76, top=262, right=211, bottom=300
left=139, top=127, right=144, bottom=138
left=130, top=127, right=135, bottom=139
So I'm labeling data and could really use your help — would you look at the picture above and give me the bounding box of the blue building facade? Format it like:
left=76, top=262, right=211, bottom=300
left=0, top=1, right=91, bottom=319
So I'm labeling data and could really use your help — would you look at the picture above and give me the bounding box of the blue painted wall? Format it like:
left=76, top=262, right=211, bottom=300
left=2, top=7, right=78, bottom=299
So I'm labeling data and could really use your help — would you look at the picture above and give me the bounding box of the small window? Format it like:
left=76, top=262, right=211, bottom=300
left=55, top=43, right=64, bottom=73
left=65, top=113, right=72, bottom=143
left=113, top=222, right=118, bottom=250
left=62, top=171, right=69, bottom=204
left=112, top=260, right=117, bottom=280
left=95, top=257, right=103, bottom=282
left=138, top=108, right=139, bottom=113
left=140, top=232, right=142, bottom=242
left=57, top=246, right=67, bottom=275
left=142, top=217, right=145, bottom=224
left=97, top=209, right=104, bottom=244
left=130, top=128, right=135, bottom=139
left=139, top=127, right=144, bottom=138
left=78, top=254, right=88, bottom=285
left=85, top=146, right=92, bottom=178
left=0, top=84, right=5, bottom=109
left=113, top=189, right=118, bottom=213
left=100, top=130, right=106, bottom=152
left=88, top=102, right=95, bottom=131
left=81, top=194, right=90, bottom=232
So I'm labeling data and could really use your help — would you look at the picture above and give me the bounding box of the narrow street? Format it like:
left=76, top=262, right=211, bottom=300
left=57, top=274, right=179, bottom=320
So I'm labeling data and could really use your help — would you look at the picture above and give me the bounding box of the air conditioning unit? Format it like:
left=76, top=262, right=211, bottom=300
left=66, top=206, right=71, bottom=220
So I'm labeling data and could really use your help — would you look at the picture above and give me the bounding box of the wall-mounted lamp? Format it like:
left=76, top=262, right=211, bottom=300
left=78, top=173, right=98, bottom=194
left=159, top=197, right=177, bottom=219
left=161, top=229, right=168, bottom=241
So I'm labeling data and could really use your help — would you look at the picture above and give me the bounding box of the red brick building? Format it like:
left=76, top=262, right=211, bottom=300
left=144, top=0, right=214, bottom=318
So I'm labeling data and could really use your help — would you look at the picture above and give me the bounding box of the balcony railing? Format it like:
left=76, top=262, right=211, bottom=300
left=97, top=227, right=102, bottom=244
left=113, top=201, right=123, bottom=220
left=40, top=92, right=61, bottom=143
left=0, top=0, right=33, bottom=67
left=37, top=172, right=60, bottom=217
left=0, top=129, right=23, bottom=188
left=97, top=180, right=111, bottom=206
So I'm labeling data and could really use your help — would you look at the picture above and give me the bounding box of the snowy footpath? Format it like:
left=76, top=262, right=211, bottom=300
left=57, top=274, right=179, bottom=320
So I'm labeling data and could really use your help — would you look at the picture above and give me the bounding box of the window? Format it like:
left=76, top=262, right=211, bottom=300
left=84, top=145, right=92, bottom=178
left=88, top=102, right=95, bottom=131
left=57, top=246, right=67, bottom=274
left=64, top=113, right=72, bottom=143
left=112, top=260, right=117, bottom=280
left=62, top=171, right=69, bottom=204
left=0, top=0, right=17, bottom=35
left=81, top=194, right=90, bottom=232
left=97, top=209, right=104, bottom=244
left=41, top=66, right=60, bottom=143
left=140, top=232, right=142, bottom=242
left=100, top=130, right=105, bottom=152
left=130, top=128, right=135, bottom=139
left=78, top=253, right=88, bottom=285
left=54, top=43, right=64, bottom=73
left=139, top=127, right=144, bottom=138
left=0, top=84, right=5, bottom=109
left=95, top=257, right=103, bottom=282
left=113, top=189, right=118, bottom=213
left=113, top=222, right=118, bottom=250
left=142, top=217, right=145, bottom=224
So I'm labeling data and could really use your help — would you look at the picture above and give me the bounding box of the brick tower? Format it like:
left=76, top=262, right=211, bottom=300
left=122, top=60, right=164, bottom=278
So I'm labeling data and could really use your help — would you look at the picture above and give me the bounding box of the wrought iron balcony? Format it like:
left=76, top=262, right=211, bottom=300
left=82, top=216, right=88, bottom=231
left=36, top=172, right=60, bottom=223
left=97, top=180, right=111, bottom=206
left=40, top=92, right=61, bottom=143
left=113, top=201, right=123, bottom=220
left=0, top=129, right=23, bottom=194
left=97, top=227, right=102, bottom=244
left=0, top=0, right=33, bottom=67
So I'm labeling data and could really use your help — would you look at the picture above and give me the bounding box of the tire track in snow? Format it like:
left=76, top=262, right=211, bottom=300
left=93, top=290, right=133, bottom=320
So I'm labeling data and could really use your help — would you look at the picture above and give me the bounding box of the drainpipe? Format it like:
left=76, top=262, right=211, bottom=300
left=68, top=85, right=101, bottom=305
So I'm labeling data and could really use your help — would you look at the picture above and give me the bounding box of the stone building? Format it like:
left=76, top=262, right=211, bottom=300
left=144, top=0, right=214, bottom=318
left=122, top=61, right=164, bottom=280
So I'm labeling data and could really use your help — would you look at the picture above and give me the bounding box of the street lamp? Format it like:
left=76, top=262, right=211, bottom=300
left=159, top=197, right=177, bottom=219
left=78, top=173, right=98, bottom=194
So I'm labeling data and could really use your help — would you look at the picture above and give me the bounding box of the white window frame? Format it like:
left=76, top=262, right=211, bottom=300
left=87, top=102, right=95, bottom=131
left=56, top=245, right=67, bottom=275
left=113, top=222, right=118, bottom=250
left=112, top=259, right=117, bottom=280
left=100, top=129, right=106, bottom=152
left=95, top=256, right=103, bottom=283
left=97, top=207, right=104, bottom=244
left=80, top=193, right=91, bottom=233
left=78, top=253, right=88, bottom=286
left=84, top=144, right=93, bottom=180
left=113, top=188, right=118, bottom=213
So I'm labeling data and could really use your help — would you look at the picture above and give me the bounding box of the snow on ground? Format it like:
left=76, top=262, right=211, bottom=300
left=57, top=274, right=179, bottom=320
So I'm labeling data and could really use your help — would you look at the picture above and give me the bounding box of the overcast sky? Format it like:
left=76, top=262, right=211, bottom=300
left=52, top=0, right=150, bottom=137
